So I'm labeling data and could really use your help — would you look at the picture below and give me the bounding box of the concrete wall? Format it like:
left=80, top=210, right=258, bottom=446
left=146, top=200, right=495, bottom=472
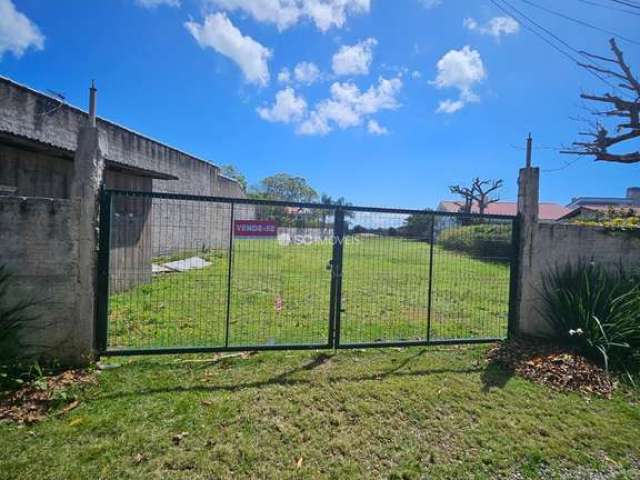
left=514, top=166, right=640, bottom=337
left=0, top=76, right=245, bottom=199
left=0, top=196, right=86, bottom=363
left=150, top=199, right=234, bottom=257
left=0, top=143, right=72, bottom=198
left=518, top=222, right=640, bottom=336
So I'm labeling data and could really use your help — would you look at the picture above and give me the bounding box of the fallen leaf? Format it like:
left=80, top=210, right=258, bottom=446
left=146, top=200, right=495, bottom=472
left=68, top=417, right=84, bottom=427
left=296, top=457, right=303, bottom=468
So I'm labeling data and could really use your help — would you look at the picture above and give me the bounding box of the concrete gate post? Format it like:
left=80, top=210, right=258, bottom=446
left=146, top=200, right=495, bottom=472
left=513, top=166, right=540, bottom=336
left=68, top=83, right=105, bottom=364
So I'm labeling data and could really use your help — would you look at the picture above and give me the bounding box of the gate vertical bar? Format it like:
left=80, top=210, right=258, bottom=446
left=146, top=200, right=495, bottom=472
left=507, top=215, right=521, bottom=339
left=95, top=186, right=111, bottom=354
left=330, top=208, right=345, bottom=348
left=426, top=212, right=436, bottom=342
left=224, top=203, right=235, bottom=348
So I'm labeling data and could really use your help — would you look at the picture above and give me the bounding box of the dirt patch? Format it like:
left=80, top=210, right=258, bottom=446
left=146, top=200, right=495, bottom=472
left=0, top=369, right=96, bottom=424
left=487, top=338, right=615, bottom=397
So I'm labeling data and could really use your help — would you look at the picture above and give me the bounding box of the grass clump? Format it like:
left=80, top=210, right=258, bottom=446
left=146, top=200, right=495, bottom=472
left=539, top=261, right=640, bottom=376
left=0, top=265, right=42, bottom=391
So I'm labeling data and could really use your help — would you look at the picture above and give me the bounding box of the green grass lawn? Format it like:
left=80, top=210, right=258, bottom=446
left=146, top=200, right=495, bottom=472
left=108, top=237, right=510, bottom=351
left=1, top=347, right=639, bottom=479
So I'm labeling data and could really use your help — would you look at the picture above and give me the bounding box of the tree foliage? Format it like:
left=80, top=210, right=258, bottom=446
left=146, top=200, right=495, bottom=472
left=254, top=173, right=318, bottom=202
left=400, top=211, right=435, bottom=241
left=220, top=164, right=248, bottom=191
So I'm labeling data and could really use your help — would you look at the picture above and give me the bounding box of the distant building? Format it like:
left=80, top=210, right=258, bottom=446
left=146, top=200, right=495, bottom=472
left=437, top=200, right=571, bottom=221
left=0, top=75, right=250, bottom=291
left=560, top=187, right=640, bottom=221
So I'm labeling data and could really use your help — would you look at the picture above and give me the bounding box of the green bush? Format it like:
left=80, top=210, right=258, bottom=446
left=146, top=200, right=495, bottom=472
left=0, top=265, right=41, bottom=390
left=539, top=261, right=640, bottom=374
left=438, top=223, right=513, bottom=261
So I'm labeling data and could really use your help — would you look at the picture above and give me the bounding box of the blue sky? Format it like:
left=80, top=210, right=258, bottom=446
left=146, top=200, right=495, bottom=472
left=1, top=0, right=638, bottom=208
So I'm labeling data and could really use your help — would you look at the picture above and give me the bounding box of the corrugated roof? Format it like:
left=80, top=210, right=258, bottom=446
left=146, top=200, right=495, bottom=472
left=437, top=200, right=571, bottom=220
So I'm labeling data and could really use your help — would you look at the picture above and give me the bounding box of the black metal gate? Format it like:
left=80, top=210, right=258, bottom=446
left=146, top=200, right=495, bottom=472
left=96, top=189, right=519, bottom=356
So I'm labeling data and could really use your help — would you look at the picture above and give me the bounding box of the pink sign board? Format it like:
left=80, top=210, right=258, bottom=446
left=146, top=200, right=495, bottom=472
left=234, top=220, right=278, bottom=238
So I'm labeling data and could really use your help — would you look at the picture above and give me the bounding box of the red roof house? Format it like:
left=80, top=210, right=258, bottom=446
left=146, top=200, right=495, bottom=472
left=437, top=201, right=571, bottom=220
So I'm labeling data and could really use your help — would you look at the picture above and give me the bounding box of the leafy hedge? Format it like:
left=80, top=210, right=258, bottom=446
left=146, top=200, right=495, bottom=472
left=437, top=224, right=513, bottom=261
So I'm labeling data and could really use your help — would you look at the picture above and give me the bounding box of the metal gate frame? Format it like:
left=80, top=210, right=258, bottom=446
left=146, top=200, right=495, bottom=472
left=96, top=188, right=519, bottom=356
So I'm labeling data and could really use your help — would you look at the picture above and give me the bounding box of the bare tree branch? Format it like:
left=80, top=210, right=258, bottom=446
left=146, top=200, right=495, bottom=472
left=449, top=178, right=504, bottom=216
left=566, top=38, right=640, bottom=164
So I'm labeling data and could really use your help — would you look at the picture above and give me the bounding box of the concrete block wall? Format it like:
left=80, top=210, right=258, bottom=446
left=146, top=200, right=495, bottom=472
left=0, top=143, right=73, bottom=198
left=518, top=223, right=640, bottom=336
left=515, top=166, right=640, bottom=337
left=0, top=196, right=86, bottom=363
left=0, top=76, right=245, bottom=198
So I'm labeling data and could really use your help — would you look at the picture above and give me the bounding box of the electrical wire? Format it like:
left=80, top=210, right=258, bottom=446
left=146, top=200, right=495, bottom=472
left=607, top=0, right=640, bottom=10
left=489, top=0, right=619, bottom=90
left=489, top=0, right=618, bottom=91
left=576, top=0, right=640, bottom=17
left=516, top=0, right=640, bottom=45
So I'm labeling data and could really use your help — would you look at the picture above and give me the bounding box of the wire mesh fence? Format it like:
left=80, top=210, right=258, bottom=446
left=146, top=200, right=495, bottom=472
left=97, top=190, right=517, bottom=355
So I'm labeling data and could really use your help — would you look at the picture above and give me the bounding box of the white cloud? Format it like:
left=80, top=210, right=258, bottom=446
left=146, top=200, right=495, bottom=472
left=136, top=0, right=180, bottom=7
left=186, top=13, right=272, bottom=86
left=411, top=70, right=422, bottom=80
left=436, top=98, right=464, bottom=114
left=294, top=61, right=320, bottom=85
left=332, top=38, right=377, bottom=76
left=463, top=16, right=519, bottom=40
left=257, top=87, right=308, bottom=123
left=207, top=0, right=370, bottom=32
left=298, top=76, right=402, bottom=135
left=431, top=46, right=485, bottom=114
left=367, top=119, right=388, bottom=135
left=0, top=0, right=44, bottom=60
left=418, top=0, right=442, bottom=8
left=277, top=67, right=291, bottom=84
left=258, top=75, right=401, bottom=136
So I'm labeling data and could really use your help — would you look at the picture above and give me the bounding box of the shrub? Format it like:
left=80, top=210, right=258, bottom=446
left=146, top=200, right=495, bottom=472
left=438, top=223, right=513, bottom=261
left=572, top=207, right=640, bottom=231
left=539, top=261, right=640, bottom=374
left=0, top=265, right=41, bottom=390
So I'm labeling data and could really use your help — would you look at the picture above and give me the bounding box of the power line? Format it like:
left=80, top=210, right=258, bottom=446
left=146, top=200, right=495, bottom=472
left=576, top=0, right=640, bottom=16
left=516, top=0, right=640, bottom=45
left=607, top=0, right=640, bottom=10
left=489, top=0, right=619, bottom=90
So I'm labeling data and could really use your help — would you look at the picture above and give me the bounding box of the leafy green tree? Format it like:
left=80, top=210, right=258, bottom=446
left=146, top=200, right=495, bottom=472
left=249, top=174, right=319, bottom=227
left=319, top=194, right=355, bottom=229
left=220, top=164, right=247, bottom=191
left=257, top=173, right=318, bottom=202
left=400, top=210, right=435, bottom=241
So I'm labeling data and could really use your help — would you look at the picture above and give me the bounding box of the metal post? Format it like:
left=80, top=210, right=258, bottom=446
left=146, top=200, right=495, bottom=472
left=224, top=203, right=235, bottom=348
left=89, top=80, right=97, bottom=128
left=525, top=133, right=532, bottom=168
left=507, top=216, right=521, bottom=339
left=426, top=212, right=435, bottom=342
left=329, top=208, right=345, bottom=348
left=95, top=186, right=111, bottom=354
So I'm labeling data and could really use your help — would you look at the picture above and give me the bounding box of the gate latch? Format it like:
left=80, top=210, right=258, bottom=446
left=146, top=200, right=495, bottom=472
left=326, top=259, right=333, bottom=271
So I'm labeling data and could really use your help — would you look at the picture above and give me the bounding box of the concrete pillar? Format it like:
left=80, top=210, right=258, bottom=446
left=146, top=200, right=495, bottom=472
left=513, top=167, right=539, bottom=336
left=67, top=121, right=105, bottom=364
